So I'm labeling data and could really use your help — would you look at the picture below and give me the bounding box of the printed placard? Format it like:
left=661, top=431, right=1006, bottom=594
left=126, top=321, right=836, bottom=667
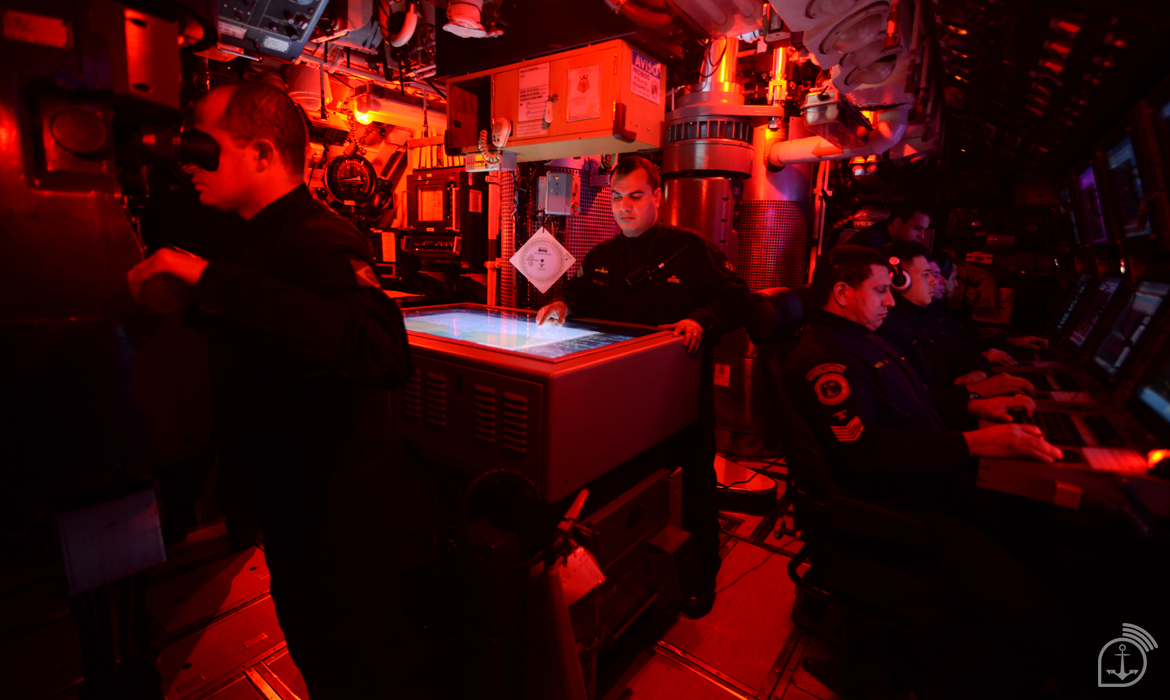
left=631, top=49, right=662, bottom=105
left=4, top=10, right=72, bottom=48
left=516, top=121, right=549, bottom=138
left=567, top=63, right=601, bottom=122
left=518, top=63, right=550, bottom=123
left=510, top=228, right=576, bottom=294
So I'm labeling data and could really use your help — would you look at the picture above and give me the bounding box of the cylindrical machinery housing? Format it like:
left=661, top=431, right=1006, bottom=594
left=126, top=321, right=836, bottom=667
left=713, top=329, right=780, bottom=457
left=661, top=177, right=737, bottom=263
left=661, top=37, right=752, bottom=259
left=735, top=119, right=814, bottom=291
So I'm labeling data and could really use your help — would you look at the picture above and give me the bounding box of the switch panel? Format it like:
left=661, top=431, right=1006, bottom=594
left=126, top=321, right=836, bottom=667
left=216, top=0, right=329, bottom=61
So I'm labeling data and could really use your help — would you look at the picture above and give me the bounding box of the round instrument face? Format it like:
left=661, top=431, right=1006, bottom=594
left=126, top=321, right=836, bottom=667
left=325, top=154, right=377, bottom=203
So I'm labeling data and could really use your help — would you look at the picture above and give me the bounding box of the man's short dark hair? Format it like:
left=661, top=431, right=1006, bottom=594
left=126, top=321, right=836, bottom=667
left=887, top=202, right=932, bottom=225
left=812, top=245, right=890, bottom=307
left=884, top=240, right=930, bottom=266
left=220, top=82, right=307, bottom=174
left=612, top=155, right=661, bottom=191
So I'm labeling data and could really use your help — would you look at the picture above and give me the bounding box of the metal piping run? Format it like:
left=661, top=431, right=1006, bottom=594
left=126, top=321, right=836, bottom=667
left=610, top=0, right=674, bottom=28
left=768, top=108, right=910, bottom=165
left=391, top=3, right=419, bottom=47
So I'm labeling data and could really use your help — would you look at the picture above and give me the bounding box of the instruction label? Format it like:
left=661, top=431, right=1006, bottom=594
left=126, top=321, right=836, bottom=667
left=516, top=121, right=549, bottom=138
left=630, top=49, right=662, bottom=104
left=567, top=63, right=601, bottom=121
left=518, top=63, right=550, bottom=122
left=510, top=227, right=576, bottom=294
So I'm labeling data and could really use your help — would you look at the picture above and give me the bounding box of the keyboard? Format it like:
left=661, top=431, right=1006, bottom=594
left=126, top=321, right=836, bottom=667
left=1082, top=415, right=1125, bottom=447
left=1012, top=347, right=1059, bottom=362
left=1049, top=373, right=1082, bottom=392
left=1033, top=411, right=1086, bottom=446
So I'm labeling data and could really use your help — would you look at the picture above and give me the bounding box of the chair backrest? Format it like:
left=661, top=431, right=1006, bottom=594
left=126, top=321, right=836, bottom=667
left=744, top=286, right=807, bottom=347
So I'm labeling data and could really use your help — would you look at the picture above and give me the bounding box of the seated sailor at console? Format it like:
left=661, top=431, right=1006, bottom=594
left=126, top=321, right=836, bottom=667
left=783, top=245, right=1068, bottom=699
left=924, top=254, right=1047, bottom=367
left=535, top=155, right=749, bottom=619
left=877, top=242, right=1035, bottom=427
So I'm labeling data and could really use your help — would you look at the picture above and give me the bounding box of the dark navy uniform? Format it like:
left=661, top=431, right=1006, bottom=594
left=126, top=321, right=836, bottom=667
left=784, top=309, right=1067, bottom=699
left=876, top=295, right=990, bottom=430
left=784, top=309, right=974, bottom=509
left=185, top=184, right=416, bottom=699
left=559, top=223, right=748, bottom=586
left=923, top=300, right=1008, bottom=353
left=559, top=222, right=747, bottom=333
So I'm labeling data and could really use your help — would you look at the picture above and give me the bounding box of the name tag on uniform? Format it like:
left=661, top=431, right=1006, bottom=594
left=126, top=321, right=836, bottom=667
left=667, top=275, right=680, bottom=284
left=594, top=267, right=609, bottom=274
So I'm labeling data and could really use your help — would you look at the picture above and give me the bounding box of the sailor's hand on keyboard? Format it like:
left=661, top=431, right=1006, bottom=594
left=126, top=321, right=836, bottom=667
left=969, top=395, right=1035, bottom=422
left=982, top=348, right=1018, bottom=366
left=964, top=424, right=1063, bottom=463
left=953, top=369, right=989, bottom=385
left=965, top=372, right=1036, bottom=398
left=1008, top=336, right=1049, bottom=349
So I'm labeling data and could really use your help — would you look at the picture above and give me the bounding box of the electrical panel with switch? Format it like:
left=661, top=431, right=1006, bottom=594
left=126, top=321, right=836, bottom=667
left=216, top=0, right=330, bottom=61
left=538, top=172, right=580, bottom=216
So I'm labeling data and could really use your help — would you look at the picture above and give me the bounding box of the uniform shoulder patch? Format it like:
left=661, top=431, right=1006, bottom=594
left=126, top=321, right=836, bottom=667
left=806, top=363, right=847, bottom=381
left=813, top=373, right=850, bottom=405
left=830, top=416, right=864, bottom=442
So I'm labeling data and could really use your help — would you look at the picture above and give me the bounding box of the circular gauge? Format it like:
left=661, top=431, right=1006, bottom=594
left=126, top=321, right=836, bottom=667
left=325, top=154, right=378, bottom=204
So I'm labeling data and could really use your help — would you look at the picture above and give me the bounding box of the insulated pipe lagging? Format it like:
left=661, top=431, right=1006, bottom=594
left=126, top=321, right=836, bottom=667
left=391, top=3, right=419, bottom=47
left=616, top=1, right=673, bottom=28
left=768, top=108, right=910, bottom=165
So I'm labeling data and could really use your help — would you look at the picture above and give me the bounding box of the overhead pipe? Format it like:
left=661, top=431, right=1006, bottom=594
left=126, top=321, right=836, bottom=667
left=609, top=0, right=673, bottom=29
left=391, top=3, right=419, bottom=47
left=768, top=108, right=910, bottom=165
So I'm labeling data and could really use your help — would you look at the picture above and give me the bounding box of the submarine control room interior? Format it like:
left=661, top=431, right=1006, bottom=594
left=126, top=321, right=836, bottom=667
left=5, top=0, right=1170, bottom=698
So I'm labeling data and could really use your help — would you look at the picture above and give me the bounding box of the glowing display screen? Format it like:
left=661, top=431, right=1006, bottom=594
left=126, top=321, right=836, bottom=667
left=403, top=306, right=655, bottom=360
left=417, top=186, right=445, bottom=222
left=1092, top=281, right=1170, bottom=376
left=1059, top=185, right=1081, bottom=245
left=1077, top=166, right=1109, bottom=243
left=1104, top=136, right=1152, bottom=238
left=1068, top=277, right=1122, bottom=349
left=1053, top=273, right=1094, bottom=333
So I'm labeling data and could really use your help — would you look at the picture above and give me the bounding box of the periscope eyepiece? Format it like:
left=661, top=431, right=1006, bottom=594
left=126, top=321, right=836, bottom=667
left=140, top=126, right=220, bottom=172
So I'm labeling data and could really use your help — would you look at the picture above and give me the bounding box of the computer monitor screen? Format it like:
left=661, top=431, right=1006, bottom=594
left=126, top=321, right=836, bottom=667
left=1053, top=273, right=1094, bottom=333
left=403, top=306, right=655, bottom=360
left=1091, top=281, right=1170, bottom=376
left=1059, top=185, right=1082, bottom=245
left=1104, top=136, right=1153, bottom=238
left=1076, top=166, right=1109, bottom=243
left=1134, top=347, right=1170, bottom=435
left=1068, top=277, right=1122, bottom=348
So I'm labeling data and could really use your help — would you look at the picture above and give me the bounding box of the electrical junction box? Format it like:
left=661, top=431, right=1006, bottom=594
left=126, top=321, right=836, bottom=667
left=538, top=172, right=580, bottom=216
left=446, top=39, right=666, bottom=162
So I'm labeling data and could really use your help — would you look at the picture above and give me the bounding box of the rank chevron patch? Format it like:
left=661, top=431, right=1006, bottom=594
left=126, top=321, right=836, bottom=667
left=830, top=416, right=864, bottom=442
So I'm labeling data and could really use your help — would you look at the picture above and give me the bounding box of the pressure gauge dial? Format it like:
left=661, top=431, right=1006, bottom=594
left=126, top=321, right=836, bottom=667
left=325, top=154, right=378, bottom=204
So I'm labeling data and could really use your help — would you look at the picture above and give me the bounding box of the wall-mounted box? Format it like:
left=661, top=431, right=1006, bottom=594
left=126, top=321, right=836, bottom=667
left=446, top=39, right=666, bottom=162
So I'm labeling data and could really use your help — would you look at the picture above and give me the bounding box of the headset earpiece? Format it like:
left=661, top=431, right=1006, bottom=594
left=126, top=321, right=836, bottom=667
left=889, top=256, right=911, bottom=292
